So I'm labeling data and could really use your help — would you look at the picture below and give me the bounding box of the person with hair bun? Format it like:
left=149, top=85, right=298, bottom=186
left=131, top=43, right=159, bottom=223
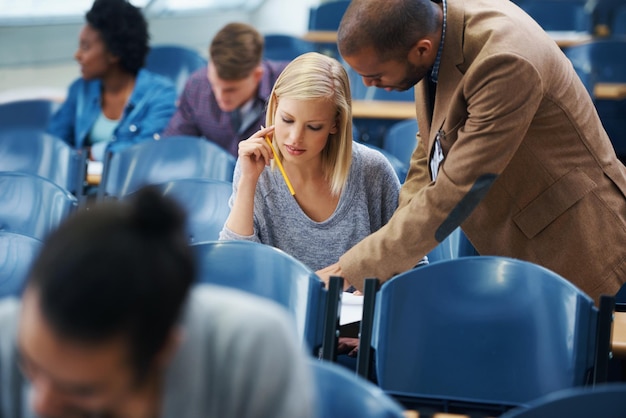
left=47, top=0, right=177, bottom=161
left=0, top=186, right=315, bottom=418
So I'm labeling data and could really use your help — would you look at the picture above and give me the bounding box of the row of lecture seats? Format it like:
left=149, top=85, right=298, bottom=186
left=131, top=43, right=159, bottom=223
left=98, top=136, right=235, bottom=199
left=2, top=230, right=622, bottom=416
left=307, top=0, right=626, bottom=37
left=512, top=0, right=626, bottom=36
left=516, top=0, right=594, bottom=33
left=563, top=39, right=626, bottom=159
left=0, top=232, right=405, bottom=417
left=98, top=136, right=236, bottom=243
left=355, top=256, right=617, bottom=416
left=0, top=128, right=87, bottom=197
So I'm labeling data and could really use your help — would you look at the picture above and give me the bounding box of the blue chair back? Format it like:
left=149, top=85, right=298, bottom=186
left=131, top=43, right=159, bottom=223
left=369, top=86, right=416, bottom=102
left=190, top=240, right=328, bottom=356
left=518, top=0, right=594, bottom=32
left=383, top=119, right=418, bottom=168
left=565, top=39, right=626, bottom=87
left=309, top=359, right=406, bottom=418
left=127, top=178, right=232, bottom=243
left=263, top=34, right=316, bottom=61
left=361, top=143, right=408, bottom=183
left=0, top=99, right=59, bottom=130
left=0, top=172, right=77, bottom=241
left=144, top=45, right=207, bottom=95
left=500, top=383, right=626, bottom=418
left=427, top=227, right=479, bottom=263
left=308, top=0, right=350, bottom=30
left=0, top=232, right=43, bottom=298
left=98, top=136, right=236, bottom=200
left=612, top=4, right=626, bottom=36
left=369, top=257, right=599, bottom=413
left=0, top=128, right=86, bottom=196
left=564, top=39, right=626, bottom=156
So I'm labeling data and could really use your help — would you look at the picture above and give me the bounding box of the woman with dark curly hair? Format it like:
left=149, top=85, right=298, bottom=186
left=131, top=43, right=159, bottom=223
left=47, top=0, right=177, bottom=161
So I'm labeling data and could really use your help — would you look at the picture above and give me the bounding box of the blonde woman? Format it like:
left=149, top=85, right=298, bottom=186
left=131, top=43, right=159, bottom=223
left=220, top=52, right=400, bottom=291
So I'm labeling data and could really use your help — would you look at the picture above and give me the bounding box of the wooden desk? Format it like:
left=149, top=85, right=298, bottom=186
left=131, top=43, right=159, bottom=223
left=352, top=100, right=416, bottom=120
left=594, top=83, right=626, bottom=100
left=546, top=31, right=593, bottom=48
left=304, top=30, right=593, bottom=49
left=87, top=161, right=103, bottom=186
left=404, top=412, right=472, bottom=418
left=302, top=30, right=338, bottom=44
left=612, top=311, right=626, bottom=358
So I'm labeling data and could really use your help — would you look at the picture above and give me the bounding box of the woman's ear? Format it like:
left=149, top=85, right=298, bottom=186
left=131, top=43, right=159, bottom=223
left=329, top=118, right=339, bottom=135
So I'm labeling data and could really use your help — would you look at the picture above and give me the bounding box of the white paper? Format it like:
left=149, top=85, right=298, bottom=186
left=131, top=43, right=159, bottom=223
left=87, top=161, right=103, bottom=176
left=339, top=292, right=364, bottom=326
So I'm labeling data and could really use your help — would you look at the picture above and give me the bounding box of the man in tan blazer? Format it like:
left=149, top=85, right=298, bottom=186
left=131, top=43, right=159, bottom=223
left=317, top=0, right=626, bottom=303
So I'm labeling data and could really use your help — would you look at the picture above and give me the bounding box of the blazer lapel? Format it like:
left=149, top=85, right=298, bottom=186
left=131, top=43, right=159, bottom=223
left=429, top=0, right=466, bottom=157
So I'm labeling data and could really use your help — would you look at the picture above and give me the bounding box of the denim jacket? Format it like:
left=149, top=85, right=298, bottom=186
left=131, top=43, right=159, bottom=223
left=47, top=69, right=177, bottom=158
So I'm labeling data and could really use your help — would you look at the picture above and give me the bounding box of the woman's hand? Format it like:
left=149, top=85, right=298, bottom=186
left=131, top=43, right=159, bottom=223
left=238, top=126, right=275, bottom=181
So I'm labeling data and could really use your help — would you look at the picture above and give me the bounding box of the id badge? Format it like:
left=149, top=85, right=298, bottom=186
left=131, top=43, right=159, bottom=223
left=430, top=130, right=445, bottom=181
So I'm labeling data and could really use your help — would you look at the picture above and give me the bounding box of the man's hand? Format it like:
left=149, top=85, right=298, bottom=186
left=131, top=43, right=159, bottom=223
left=315, top=263, right=346, bottom=288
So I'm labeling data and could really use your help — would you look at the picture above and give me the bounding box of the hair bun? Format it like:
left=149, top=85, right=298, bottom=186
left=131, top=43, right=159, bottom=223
left=128, top=185, right=187, bottom=237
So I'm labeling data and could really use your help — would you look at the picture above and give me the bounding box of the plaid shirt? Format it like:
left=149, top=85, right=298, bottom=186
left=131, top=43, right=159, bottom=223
left=163, top=60, right=288, bottom=157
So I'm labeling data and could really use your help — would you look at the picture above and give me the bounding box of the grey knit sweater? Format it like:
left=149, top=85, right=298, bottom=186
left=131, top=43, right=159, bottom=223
left=220, top=142, right=401, bottom=271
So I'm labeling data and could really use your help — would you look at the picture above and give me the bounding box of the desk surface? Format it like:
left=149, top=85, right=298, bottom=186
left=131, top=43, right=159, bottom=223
left=545, top=31, right=593, bottom=48
left=594, top=82, right=626, bottom=100
left=303, top=30, right=593, bottom=48
left=612, top=311, right=626, bottom=358
left=352, top=100, right=415, bottom=120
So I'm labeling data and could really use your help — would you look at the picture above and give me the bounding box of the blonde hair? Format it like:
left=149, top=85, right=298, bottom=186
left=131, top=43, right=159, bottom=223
left=266, top=52, right=353, bottom=196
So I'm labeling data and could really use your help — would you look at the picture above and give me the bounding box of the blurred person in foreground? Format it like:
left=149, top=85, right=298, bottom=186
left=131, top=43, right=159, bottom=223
left=0, top=187, right=314, bottom=418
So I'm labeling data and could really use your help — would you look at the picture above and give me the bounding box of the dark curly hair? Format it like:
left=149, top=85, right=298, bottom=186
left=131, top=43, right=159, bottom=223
left=28, top=186, right=195, bottom=381
left=86, top=0, right=150, bottom=75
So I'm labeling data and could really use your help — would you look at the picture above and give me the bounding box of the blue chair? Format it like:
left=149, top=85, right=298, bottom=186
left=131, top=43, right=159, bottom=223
left=518, top=0, right=594, bottom=32
left=361, top=143, right=407, bottom=183
left=190, top=240, right=340, bottom=358
left=0, top=128, right=87, bottom=196
left=426, top=227, right=480, bottom=263
left=500, top=383, right=626, bottom=418
left=308, top=0, right=350, bottom=30
left=126, top=178, right=232, bottom=243
left=0, top=232, right=43, bottom=298
left=383, top=119, right=418, bottom=168
left=611, top=4, right=626, bottom=36
left=0, top=172, right=77, bottom=241
left=0, top=98, right=59, bottom=130
left=356, top=257, right=607, bottom=416
left=307, top=1, right=350, bottom=58
left=98, top=136, right=236, bottom=200
left=263, top=34, right=316, bottom=61
left=144, top=45, right=207, bottom=96
left=309, top=359, right=406, bottom=418
left=564, top=39, right=626, bottom=157
left=369, top=87, right=416, bottom=103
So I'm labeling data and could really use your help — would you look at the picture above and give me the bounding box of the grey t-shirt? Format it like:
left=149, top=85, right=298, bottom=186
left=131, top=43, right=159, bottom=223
left=0, top=285, right=316, bottom=418
left=219, top=141, right=401, bottom=271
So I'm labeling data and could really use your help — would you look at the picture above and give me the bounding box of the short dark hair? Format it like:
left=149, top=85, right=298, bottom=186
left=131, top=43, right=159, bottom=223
left=209, top=22, right=264, bottom=80
left=86, top=0, right=150, bottom=75
left=27, top=186, right=195, bottom=380
left=338, top=0, right=439, bottom=61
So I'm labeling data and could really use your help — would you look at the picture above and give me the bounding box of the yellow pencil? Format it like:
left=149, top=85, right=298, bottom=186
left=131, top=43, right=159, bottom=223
left=264, top=134, right=296, bottom=196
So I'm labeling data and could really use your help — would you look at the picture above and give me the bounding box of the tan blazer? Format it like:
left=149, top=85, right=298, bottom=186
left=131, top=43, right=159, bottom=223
left=339, top=0, right=626, bottom=302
